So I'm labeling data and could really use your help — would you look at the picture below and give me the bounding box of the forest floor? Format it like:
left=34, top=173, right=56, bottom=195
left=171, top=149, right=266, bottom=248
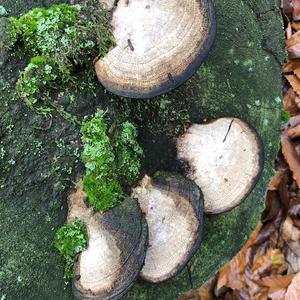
left=0, top=0, right=284, bottom=299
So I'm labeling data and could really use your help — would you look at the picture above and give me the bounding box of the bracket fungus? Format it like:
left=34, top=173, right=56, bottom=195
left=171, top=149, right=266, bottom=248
left=96, top=0, right=216, bottom=98
left=67, top=182, right=147, bottom=300
left=132, top=172, right=204, bottom=283
left=176, top=118, right=264, bottom=214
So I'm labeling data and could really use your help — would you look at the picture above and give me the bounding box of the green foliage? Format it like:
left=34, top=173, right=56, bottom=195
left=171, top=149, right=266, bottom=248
left=81, top=113, right=143, bottom=211
left=113, top=121, right=143, bottom=185
left=3, top=0, right=114, bottom=118
left=83, top=174, right=123, bottom=211
left=54, top=218, right=88, bottom=279
left=15, top=56, right=59, bottom=115
left=281, top=111, right=290, bottom=123
left=81, top=113, right=123, bottom=211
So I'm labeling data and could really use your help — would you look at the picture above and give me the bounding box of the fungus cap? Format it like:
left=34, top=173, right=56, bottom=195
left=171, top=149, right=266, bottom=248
left=132, top=172, right=203, bottom=283
left=176, top=118, right=264, bottom=214
left=68, top=182, right=147, bottom=300
left=96, top=0, right=216, bottom=98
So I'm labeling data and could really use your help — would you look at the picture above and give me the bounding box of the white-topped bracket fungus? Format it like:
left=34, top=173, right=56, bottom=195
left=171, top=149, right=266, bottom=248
left=132, top=172, right=204, bottom=283
left=67, top=182, right=148, bottom=300
left=176, top=118, right=264, bottom=214
left=96, top=0, right=216, bottom=98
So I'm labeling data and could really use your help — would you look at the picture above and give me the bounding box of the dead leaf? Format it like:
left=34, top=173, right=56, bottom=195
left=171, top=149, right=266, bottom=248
left=288, top=123, right=300, bottom=138
left=285, top=271, right=300, bottom=299
left=286, top=75, right=300, bottom=96
left=283, top=58, right=300, bottom=72
left=292, top=0, right=300, bottom=20
left=281, top=134, right=300, bottom=187
left=291, top=21, right=300, bottom=31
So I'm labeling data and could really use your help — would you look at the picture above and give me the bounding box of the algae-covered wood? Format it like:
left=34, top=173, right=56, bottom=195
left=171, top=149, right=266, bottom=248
left=0, top=0, right=283, bottom=299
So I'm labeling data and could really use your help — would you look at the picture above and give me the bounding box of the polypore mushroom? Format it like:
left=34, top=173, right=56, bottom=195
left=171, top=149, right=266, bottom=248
left=96, top=0, right=216, bottom=98
left=176, top=118, right=264, bottom=214
left=68, top=182, right=147, bottom=300
left=132, top=172, right=203, bottom=283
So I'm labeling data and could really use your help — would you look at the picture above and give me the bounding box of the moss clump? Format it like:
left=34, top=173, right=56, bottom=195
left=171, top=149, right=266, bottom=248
left=81, top=113, right=123, bottom=211
left=81, top=113, right=143, bottom=211
left=15, top=56, right=59, bottom=115
left=113, top=121, right=143, bottom=186
left=2, top=0, right=115, bottom=116
left=54, top=218, right=88, bottom=279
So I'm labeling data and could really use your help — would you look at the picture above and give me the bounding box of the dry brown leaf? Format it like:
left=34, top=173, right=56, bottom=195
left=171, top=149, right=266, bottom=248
left=291, top=0, right=300, bottom=21
left=269, top=289, right=288, bottom=300
left=283, top=58, right=300, bottom=72
left=281, top=134, right=300, bottom=187
left=257, top=275, right=294, bottom=300
left=287, top=30, right=300, bottom=48
left=287, top=29, right=300, bottom=58
left=291, top=21, right=300, bottom=31
left=288, top=123, right=300, bottom=138
left=286, top=75, right=300, bottom=96
left=285, top=271, right=300, bottom=299
left=294, top=67, right=300, bottom=80
left=283, top=88, right=299, bottom=115
left=281, top=216, right=300, bottom=242
left=257, top=274, right=294, bottom=289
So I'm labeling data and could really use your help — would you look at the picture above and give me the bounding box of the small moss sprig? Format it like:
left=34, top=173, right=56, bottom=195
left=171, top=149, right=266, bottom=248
left=113, top=121, right=143, bottom=186
left=54, top=218, right=88, bottom=279
left=81, top=113, right=143, bottom=211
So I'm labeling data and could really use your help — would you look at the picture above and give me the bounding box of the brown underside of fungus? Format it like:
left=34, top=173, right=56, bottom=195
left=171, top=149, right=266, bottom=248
left=176, top=118, right=264, bottom=215
left=68, top=182, right=147, bottom=300
left=96, top=0, right=216, bottom=98
left=132, top=172, right=203, bottom=283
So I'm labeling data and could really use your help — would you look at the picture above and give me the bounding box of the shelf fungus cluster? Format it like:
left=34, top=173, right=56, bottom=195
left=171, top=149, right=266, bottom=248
left=176, top=118, right=264, bottom=214
left=64, top=117, right=263, bottom=299
left=67, top=182, right=147, bottom=300
left=96, top=0, right=216, bottom=98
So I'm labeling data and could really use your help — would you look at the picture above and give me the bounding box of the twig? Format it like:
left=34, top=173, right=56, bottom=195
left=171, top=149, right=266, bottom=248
left=223, top=119, right=234, bottom=142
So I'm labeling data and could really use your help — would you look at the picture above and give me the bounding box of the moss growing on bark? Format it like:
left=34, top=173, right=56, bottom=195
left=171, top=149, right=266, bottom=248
left=54, top=218, right=88, bottom=279
left=1, top=0, right=114, bottom=116
left=81, top=113, right=143, bottom=211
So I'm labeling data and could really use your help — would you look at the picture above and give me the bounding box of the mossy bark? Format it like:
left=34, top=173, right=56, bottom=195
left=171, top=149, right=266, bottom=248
left=0, top=0, right=284, bottom=299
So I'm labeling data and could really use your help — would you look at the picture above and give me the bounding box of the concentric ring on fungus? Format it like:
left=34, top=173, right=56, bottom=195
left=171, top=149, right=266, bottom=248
left=96, top=0, right=216, bottom=98
left=176, top=118, right=264, bottom=215
left=132, top=172, right=204, bottom=283
left=67, top=182, right=147, bottom=300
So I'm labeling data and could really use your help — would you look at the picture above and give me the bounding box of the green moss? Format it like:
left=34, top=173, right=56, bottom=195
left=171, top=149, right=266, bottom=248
left=54, top=218, right=88, bottom=279
left=2, top=0, right=114, bottom=117
left=81, top=113, right=143, bottom=211
left=281, top=110, right=290, bottom=122
left=113, top=121, right=143, bottom=185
